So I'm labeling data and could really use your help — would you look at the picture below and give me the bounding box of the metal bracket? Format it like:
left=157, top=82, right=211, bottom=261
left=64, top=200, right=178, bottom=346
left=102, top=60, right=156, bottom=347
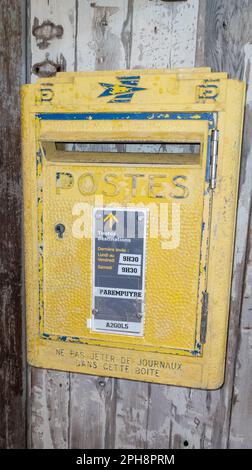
left=32, top=53, right=65, bottom=78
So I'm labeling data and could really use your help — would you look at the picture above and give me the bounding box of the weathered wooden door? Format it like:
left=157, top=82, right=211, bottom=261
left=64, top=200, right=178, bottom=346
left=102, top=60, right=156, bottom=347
left=1, top=0, right=252, bottom=449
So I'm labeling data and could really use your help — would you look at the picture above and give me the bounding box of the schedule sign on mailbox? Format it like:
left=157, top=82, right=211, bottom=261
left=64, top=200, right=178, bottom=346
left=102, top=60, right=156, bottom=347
left=92, top=208, right=147, bottom=336
left=22, top=68, right=245, bottom=389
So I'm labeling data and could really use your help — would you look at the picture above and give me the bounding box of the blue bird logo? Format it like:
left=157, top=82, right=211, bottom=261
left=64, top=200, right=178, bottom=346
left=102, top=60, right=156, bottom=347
left=98, top=75, right=146, bottom=103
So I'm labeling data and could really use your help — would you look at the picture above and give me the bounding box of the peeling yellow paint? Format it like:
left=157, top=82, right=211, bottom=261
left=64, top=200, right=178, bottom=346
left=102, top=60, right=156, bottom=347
left=22, top=68, right=245, bottom=389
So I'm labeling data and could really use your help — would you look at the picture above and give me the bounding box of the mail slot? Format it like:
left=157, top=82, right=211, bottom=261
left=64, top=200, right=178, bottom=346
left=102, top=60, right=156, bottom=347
left=22, top=68, right=245, bottom=389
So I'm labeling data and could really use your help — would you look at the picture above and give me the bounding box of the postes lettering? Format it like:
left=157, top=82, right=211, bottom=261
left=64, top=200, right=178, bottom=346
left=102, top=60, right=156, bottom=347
left=56, top=171, right=189, bottom=199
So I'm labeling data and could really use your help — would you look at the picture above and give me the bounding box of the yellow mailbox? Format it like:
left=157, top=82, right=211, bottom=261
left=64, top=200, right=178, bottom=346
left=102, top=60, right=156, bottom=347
left=22, top=68, right=245, bottom=389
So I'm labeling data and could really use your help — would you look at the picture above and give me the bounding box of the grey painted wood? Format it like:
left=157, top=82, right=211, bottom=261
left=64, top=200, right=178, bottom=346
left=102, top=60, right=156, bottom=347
left=143, top=0, right=252, bottom=450
left=203, top=0, right=252, bottom=449
left=229, top=78, right=252, bottom=448
left=26, top=0, right=252, bottom=449
left=69, top=375, right=117, bottom=449
left=29, top=369, right=70, bottom=449
left=0, top=0, right=27, bottom=449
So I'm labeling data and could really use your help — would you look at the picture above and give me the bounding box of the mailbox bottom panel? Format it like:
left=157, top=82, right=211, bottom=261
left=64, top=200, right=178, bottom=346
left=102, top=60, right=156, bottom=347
left=28, top=339, right=225, bottom=390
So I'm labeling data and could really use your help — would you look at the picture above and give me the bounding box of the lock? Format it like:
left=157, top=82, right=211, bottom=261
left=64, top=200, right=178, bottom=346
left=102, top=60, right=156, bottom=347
left=55, top=223, right=65, bottom=238
left=22, top=68, right=245, bottom=389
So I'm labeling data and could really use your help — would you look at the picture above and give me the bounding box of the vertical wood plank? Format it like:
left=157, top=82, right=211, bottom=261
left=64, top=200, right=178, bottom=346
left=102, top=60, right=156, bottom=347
left=228, top=38, right=252, bottom=448
left=139, top=0, right=252, bottom=450
left=204, top=0, right=252, bottom=449
left=70, top=1, right=130, bottom=449
left=195, top=0, right=206, bottom=67
left=120, top=0, right=201, bottom=450
left=28, top=0, right=77, bottom=449
left=29, top=370, right=70, bottom=449
left=130, top=0, right=199, bottom=69
left=229, top=315, right=252, bottom=448
left=69, top=375, right=117, bottom=449
left=76, top=0, right=129, bottom=71
left=30, top=0, right=76, bottom=82
left=146, top=385, right=231, bottom=449
left=114, top=380, right=150, bottom=449
left=0, top=0, right=26, bottom=449
left=114, top=0, right=200, bottom=450
left=144, top=0, right=252, bottom=450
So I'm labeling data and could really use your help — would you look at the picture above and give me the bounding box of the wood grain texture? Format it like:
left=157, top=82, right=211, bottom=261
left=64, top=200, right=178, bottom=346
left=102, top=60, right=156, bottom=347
left=76, top=0, right=129, bottom=71
left=69, top=375, right=117, bottom=448
left=228, top=37, right=252, bottom=448
left=30, top=0, right=76, bottom=82
left=29, top=370, right=69, bottom=448
left=204, top=0, right=252, bottom=449
left=26, top=0, right=252, bottom=449
left=114, top=380, right=149, bottom=449
left=142, top=0, right=252, bottom=450
left=28, top=0, right=76, bottom=449
left=0, top=0, right=26, bottom=449
left=130, top=0, right=199, bottom=69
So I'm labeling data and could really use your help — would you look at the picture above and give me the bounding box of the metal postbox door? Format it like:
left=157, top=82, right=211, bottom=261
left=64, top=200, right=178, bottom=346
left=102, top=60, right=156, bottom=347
left=40, top=116, right=211, bottom=356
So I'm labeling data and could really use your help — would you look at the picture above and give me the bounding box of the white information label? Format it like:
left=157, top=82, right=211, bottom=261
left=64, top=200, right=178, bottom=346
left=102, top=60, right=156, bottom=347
left=91, top=208, right=147, bottom=336
left=118, top=264, right=141, bottom=276
left=119, top=253, right=142, bottom=265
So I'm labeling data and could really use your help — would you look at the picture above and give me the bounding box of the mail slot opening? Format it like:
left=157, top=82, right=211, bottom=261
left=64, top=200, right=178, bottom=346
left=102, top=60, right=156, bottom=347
left=44, top=140, right=203, bottom=165
left=55, top=142, right=201, bottom=154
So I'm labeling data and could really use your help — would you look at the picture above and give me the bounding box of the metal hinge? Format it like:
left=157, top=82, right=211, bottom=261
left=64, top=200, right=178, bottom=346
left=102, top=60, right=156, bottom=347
left=210, top=129, right=219, bottom=189
left=200, top=291, right=209, bottom=344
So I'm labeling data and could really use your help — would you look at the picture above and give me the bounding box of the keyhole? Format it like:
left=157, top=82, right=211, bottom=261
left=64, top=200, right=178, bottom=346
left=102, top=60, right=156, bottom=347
left=55, top=223, right=65, bottom=239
